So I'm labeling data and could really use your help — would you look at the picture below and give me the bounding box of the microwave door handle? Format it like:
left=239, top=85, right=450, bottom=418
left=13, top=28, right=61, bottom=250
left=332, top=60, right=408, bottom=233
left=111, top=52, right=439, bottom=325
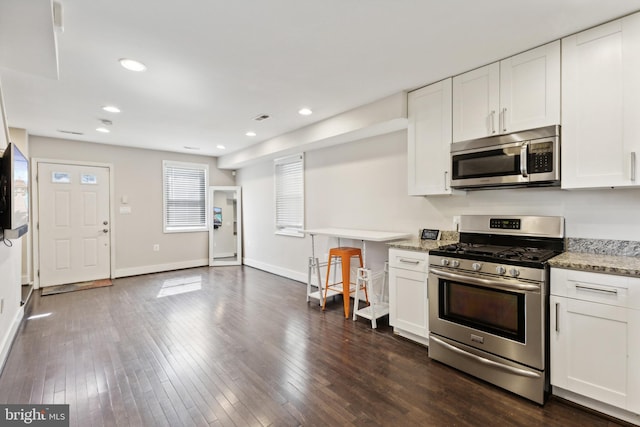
left=520, top=142, right=529, bottom=178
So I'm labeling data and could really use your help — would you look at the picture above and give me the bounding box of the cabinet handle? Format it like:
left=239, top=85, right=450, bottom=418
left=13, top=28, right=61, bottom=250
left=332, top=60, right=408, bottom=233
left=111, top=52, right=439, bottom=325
left=632, top=152, right=637, bottom=182
left=575, top=284, right=618, bottom=295
left=399, top=258, right=420, bottom=264
left=555, top=302, right=559, bottom=332
left=444, top=171, right=448, bottom=191
left=489, top=110, right=496, bottom=134
left=501, top=108, right=507, bottom=132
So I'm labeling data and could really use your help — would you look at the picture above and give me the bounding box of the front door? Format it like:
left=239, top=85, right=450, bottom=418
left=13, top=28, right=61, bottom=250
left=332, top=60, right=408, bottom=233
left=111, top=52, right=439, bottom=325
left=38, top=162, right=111, bottom=287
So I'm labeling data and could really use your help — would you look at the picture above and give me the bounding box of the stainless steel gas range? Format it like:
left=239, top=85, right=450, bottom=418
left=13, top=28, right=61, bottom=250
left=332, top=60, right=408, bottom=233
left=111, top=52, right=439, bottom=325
left=428, top=215, right=565, bottom=404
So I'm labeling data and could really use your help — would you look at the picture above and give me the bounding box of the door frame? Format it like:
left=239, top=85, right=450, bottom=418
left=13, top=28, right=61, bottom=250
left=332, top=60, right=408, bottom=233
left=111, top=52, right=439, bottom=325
left=208, top=186, right=242, bottom=266
left=31, top=158, right=116, bottom=289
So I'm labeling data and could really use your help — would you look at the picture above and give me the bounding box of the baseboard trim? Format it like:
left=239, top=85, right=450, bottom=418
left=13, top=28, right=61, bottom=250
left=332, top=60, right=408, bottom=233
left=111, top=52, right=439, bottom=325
left=552, top=387, right=640, bottom=426
left=114, top=259, right=209, bottom=278
left=243, top=258, right=306, bottom=283
left=0, top=306, right=24, bottom=375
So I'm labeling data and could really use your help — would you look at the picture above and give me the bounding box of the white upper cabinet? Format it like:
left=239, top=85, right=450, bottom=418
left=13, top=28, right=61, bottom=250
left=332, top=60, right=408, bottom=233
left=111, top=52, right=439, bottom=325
left=452, top=63, right=500, bottom=142
left=500, top=41, right=561, bottom=134
left=453, top=41, right=560, bottom=142
left=407, top=78, right=454, bottom=196
left=561, top=13, right=640, bottom=189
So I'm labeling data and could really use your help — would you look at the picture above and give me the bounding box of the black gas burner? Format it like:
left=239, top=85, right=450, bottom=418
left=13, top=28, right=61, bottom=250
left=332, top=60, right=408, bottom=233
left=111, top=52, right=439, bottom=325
left=434, top=242, right=558, bottom=265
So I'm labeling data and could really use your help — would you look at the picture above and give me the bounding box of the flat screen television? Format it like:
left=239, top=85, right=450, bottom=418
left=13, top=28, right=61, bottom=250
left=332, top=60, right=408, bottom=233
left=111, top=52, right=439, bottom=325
left=0, top=142, right=29, bottom=239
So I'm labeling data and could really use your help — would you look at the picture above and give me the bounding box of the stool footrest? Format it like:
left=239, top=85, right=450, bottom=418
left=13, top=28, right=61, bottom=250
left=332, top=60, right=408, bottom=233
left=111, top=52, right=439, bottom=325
left=353, top=303, right=390, bottom=320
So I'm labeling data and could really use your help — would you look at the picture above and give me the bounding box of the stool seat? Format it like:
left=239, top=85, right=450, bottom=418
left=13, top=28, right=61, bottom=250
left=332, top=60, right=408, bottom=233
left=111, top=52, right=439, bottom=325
left=328, top=247, right=362, bottom=258
left=322, top=247, right=367, bottom=318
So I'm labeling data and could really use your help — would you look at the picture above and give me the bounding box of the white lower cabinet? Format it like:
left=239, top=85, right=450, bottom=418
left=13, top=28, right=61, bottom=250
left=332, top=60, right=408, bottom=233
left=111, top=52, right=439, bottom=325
left=389, top=248, right=429, bottom=344
left=550, top=268, right=640, bottom=422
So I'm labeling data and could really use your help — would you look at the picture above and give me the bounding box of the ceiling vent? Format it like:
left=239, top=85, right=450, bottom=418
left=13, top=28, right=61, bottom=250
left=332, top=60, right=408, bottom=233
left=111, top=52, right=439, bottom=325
left=253, top=114, right=270, bottom=121
left=57, top=129, right=84, bottom=135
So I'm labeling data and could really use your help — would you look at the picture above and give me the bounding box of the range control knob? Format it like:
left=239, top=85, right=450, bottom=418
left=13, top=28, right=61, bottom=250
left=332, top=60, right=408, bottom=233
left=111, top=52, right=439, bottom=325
left=508, top=267, right=520, bottom=277
left=441, top=258, right=450, bottom=266
left=472, top=262, right=482, bottom=271
left=496, top=266, right=507, bottom=275
left=451, top=260, right=460, bottom=268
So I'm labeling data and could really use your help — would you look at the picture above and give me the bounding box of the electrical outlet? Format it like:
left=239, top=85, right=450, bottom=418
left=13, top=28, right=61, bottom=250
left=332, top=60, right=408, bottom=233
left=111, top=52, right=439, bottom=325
left=153, top=244, right=160, bottom=252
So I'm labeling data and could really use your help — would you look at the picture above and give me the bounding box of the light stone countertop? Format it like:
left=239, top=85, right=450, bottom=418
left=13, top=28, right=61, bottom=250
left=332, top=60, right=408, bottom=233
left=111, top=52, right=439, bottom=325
left=389, top=234, right=640, bottom=278
left=548, top=252, right=640, bottom=278
left=549, top=237, right=640, bottom=278
left=388, top=238, right=456, bottom=252
left=388, top=232, right=640, bottom=278
left=388, top=230, right=459, bottom=252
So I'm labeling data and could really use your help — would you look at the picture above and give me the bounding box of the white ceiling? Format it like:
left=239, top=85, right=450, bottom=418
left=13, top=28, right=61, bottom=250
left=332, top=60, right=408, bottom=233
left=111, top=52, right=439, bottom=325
left=1, top=0, right=639, bottom=160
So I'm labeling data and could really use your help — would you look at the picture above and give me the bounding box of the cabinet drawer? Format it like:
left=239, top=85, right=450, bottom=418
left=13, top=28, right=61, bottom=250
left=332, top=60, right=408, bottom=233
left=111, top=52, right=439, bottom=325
left=389, top=248, right=428, bottom=272
left=551, top=268, right=640, bottom=309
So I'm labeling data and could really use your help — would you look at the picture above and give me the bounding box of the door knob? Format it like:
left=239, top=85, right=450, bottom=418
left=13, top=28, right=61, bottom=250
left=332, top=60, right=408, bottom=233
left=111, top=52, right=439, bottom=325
left=102, top=229, right=109, bottom=233
left=103, top=221, right=109, bottom=225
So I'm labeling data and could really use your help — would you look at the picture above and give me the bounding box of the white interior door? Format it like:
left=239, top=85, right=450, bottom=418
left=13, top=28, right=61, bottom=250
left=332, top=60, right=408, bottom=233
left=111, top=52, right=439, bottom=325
left=38, top=162, right=111, bottom=286
left=209, top=186, right=242, bottom=266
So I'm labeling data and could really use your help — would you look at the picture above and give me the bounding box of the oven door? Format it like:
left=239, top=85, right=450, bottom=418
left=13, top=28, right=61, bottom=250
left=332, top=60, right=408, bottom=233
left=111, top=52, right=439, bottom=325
left=428, top=267, right=545, bottom=370
left=451, top=141, right=527, bottom=188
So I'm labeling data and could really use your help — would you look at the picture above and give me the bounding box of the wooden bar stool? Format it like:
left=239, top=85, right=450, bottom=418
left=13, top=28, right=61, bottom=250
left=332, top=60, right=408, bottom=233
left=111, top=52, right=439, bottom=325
left=322, top=247, right=368, bottom=318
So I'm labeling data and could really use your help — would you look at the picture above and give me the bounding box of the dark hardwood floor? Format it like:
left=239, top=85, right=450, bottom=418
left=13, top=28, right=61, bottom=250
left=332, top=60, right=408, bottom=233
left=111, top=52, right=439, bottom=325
left=0, top=266, right=630, bottom=426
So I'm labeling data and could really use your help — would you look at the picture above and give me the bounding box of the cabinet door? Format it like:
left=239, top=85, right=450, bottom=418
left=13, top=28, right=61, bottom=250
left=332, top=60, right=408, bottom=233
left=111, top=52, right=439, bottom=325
left=452, top=63, right=500, bottom=142
left=550, top=295, right=634, bottom=411
left=500, top=41, right=560, bottom=133
left=407, top=79, right=453, bottom=196
left=562, top=14, right=640, bottom=189
left=389, top=267, right=428, bottom=337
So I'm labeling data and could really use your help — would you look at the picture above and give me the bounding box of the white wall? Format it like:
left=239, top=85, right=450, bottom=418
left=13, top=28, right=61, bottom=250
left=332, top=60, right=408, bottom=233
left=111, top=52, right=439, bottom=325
left=238, top=129, right=640, bottom=282
left=0, top=239, right=24, bottom=369
left=0, top=87, right=24, bottom=371
left=29, top=136, right=236, bottom=278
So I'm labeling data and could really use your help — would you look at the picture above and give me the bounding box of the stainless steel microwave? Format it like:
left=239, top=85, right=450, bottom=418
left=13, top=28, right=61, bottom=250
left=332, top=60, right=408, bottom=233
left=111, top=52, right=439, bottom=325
left=450, top=125, right=560, bottom=189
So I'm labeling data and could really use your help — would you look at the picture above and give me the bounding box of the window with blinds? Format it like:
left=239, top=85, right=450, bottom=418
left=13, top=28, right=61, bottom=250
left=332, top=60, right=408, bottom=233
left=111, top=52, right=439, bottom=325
left=162, top=160, right=209, bottom=232
left=274, top=154, right=304, bottom=236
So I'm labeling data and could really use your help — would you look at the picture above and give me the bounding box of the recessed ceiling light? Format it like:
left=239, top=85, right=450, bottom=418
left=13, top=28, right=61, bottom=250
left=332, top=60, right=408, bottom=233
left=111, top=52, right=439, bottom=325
left=245, top=131, right=256, bottom=137
left=96, top=127, right=110, bottom=133
left=119, top=58, right=147, bottom=72
left=216, top=144, right=226, bottom=150
left=102, top=105, right=121, bottom=113
left=298, top=108, right=313, bottom=116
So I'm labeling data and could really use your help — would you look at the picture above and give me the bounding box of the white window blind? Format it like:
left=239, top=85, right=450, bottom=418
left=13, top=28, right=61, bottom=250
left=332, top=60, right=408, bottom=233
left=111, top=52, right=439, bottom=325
left=163, top=160, right=209, bottom=232
left=274, top=154, right=304, bottom=236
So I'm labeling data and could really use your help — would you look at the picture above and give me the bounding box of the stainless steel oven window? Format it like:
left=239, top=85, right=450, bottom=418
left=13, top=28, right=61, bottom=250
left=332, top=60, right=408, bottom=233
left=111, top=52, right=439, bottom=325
left=439, top=279, right=526, bottom=343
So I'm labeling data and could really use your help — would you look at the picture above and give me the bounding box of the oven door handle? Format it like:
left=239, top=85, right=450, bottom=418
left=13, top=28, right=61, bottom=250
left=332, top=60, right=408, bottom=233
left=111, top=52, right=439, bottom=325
left=429, top=268, right=540, bottom=292
left=430, top=336, right=541, bottom=379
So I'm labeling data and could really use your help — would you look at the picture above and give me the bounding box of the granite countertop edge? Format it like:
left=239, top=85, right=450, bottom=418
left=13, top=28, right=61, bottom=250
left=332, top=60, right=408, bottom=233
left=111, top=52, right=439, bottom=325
left=548, top=252, right=640, bottom=278
left=389, top=234, right=640, bottom=278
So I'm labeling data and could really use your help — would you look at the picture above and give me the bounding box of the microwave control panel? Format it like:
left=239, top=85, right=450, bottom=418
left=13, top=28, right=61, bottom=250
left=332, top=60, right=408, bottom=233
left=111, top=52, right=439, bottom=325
left=528, top=141, right=554, bottom=173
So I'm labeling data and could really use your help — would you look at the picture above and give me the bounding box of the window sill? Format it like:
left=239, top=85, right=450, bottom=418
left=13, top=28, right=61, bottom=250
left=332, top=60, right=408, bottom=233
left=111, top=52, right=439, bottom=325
left=164, top=227, right=208, bottom=234
left=275, top=229, right=305, bottom=238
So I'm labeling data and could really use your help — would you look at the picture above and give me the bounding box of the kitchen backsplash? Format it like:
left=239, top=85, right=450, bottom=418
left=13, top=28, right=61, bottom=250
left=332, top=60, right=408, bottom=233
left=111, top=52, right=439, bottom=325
left=567, top=238, right=640, bottom=257
left=439, top=230, right=459, bottom=241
